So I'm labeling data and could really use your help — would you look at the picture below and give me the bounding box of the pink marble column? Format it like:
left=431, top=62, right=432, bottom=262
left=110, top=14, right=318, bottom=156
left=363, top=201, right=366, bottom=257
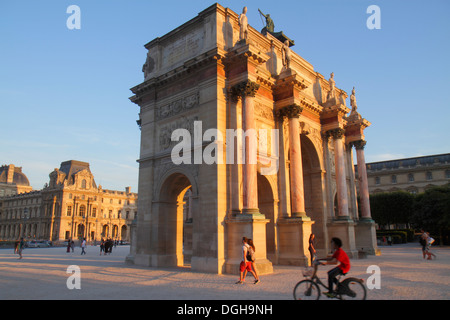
left=354, top=140, right=372, bottom=219
left=234, top=80, right=260, bottom=214
left=284, top=105, right=306, bottom=217
left=330, top=129, right=350, bottom=218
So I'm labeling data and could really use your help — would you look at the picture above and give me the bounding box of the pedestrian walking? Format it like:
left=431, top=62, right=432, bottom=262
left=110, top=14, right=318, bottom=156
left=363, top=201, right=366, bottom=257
left=308, top=233, right=316, bottom=265
left=235, top=237, right=258, bottom=284
left=100, top=238, right=105, bottom=255
left=425, top=232, right=436, bottom=260
left=17, top=238, right=24, bottom=259
left=66, top=239, right=71, bottom=253
left=14, top=240, right=19, bottom=254
left=246, top=239, right=260, bottom=284
left=81, top=238, right=87, bottom=255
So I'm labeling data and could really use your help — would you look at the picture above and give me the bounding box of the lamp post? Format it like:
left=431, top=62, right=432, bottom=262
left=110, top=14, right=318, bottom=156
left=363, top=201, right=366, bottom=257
left=71, top=196, right=77, bottom=239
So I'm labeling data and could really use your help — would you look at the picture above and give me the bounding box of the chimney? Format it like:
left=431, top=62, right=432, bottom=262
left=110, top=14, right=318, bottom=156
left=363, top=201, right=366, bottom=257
left=7, top=164, right=15, bottom=184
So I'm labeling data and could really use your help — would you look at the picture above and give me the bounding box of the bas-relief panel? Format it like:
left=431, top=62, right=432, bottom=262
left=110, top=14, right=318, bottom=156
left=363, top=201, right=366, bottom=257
left=155, top=91, right=201, bottom=153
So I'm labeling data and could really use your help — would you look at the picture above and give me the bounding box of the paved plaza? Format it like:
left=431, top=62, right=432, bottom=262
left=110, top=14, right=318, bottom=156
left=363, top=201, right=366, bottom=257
left=0, top=243, right=449, bottom=300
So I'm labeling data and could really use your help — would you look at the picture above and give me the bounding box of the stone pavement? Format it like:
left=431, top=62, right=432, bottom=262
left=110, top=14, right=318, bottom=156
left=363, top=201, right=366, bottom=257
left=0, top=243, right=449, bottom=300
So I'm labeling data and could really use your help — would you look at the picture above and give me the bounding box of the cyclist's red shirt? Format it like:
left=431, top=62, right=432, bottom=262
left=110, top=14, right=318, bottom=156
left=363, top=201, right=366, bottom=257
left=332, top=247, right=350, bottom=274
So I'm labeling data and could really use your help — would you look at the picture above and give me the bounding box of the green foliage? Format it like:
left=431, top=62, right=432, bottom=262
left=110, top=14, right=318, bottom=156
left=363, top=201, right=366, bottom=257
left=376, top=230, right=408, bottom=243
left=410, top=184, right=450, bottom=235
left=370, top=191, right=415, bottom=226
left=369, top=184, right=450, bottom=244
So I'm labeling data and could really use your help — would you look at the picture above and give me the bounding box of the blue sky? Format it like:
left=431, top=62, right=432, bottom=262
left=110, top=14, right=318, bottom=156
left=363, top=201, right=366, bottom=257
left=1, top=0, right=449, bottom=191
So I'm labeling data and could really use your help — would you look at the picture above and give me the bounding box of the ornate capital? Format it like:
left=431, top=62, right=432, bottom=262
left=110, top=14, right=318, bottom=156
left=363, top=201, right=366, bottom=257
left=275, top=104, right=303, bottom=120
left=230, top=80, right=260, bottom=99
left=351, top=140, right=367, bottom=150
left=327, top=128, right=345, bottom=140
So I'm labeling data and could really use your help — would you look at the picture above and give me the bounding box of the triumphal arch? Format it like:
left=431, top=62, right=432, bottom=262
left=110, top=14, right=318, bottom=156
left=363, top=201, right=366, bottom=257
left=128, top=4, right=377, bottom=274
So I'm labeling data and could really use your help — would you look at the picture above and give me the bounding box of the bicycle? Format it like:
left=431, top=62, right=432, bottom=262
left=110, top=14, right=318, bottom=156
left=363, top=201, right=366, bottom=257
left=293, top=262, right=366, bottom=300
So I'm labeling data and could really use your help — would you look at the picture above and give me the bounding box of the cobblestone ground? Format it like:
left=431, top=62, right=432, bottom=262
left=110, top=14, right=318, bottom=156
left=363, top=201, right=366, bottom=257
left=0, top=243, right=448, bottom=300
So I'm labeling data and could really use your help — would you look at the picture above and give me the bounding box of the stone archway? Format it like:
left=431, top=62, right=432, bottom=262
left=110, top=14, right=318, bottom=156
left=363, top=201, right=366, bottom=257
left=257, top=173, right=276, bottom=262
left=301, top=134, right=327, bottom=254
left=156, top=172, right=193, bottom=268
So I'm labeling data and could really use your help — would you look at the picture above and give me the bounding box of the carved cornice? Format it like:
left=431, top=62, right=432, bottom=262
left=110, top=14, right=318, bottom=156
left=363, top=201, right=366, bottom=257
left=225, top=43, right=269, bottom=66
left=129, top=48, right=226, bottom=102
left=275, top=72, right=309, bottom=91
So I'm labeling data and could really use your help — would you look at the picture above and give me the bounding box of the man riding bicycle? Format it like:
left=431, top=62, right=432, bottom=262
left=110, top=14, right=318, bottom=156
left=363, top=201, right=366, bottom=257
left=314, top=237, right=351, bottom=298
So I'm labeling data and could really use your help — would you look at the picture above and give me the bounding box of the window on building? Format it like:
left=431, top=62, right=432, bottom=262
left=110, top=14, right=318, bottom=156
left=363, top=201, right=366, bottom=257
left=92, top=208, right=96, bottom=218
left=426, top=171, right=433, bottom=180
left=67, top=206, right=72, bottom=216
left=81, top=179, right=87, bottom=189
left=79, top=205, right=86, bottom=217
left=446, top=170, right=450, bottom=179
left=408, top=173, right=414, bottom=182
left=375, top=177, right=380, bottom=185
left=391, top=175, right=397, bottom=184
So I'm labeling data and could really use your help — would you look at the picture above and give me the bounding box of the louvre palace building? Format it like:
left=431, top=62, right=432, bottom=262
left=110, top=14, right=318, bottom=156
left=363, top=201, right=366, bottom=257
left=0, top=160, right=137, bottom=243
left=362, top=153, right=450, bottom=194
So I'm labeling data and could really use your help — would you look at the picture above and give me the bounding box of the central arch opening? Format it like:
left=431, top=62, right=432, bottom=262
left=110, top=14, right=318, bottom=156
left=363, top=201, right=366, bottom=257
left=158, top=172, right=193, bottom=268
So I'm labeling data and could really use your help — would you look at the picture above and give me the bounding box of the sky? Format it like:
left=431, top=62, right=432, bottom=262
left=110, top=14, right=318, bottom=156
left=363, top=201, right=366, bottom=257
left=1, top=0, right=449, bottom=192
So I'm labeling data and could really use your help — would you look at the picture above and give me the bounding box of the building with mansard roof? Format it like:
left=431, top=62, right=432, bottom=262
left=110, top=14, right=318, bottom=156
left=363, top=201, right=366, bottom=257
left=0, top=160, right=137, bottom=244
left=360, top=153, right=450, bottom=194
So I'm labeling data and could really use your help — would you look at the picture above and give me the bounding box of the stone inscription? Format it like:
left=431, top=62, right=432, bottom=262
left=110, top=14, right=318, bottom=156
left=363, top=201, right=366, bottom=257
left=162, top=32, right=204, bottom=67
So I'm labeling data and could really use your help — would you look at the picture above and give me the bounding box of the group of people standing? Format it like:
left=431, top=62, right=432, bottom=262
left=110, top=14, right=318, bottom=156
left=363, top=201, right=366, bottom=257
left=65, top=238, right=116, bottom=255
left=99, top=238, right=115, bottom=255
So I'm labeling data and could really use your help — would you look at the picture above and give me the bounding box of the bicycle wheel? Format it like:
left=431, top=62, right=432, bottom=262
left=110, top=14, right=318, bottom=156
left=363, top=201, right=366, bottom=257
left=293, top=280, right=320, bottom=300
left=340, top=278, right=367, bottom=300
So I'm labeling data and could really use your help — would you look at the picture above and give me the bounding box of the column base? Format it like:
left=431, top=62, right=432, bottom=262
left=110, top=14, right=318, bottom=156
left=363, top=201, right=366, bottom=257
left=355, top=218, right=380, bottom=256
left=327, top=218, right=358, bottom=258
left=291, top=212, right=311, bottom=220
left=277, top=217, right=315, bottom=266
left=225, top=213, right=273, bottom=275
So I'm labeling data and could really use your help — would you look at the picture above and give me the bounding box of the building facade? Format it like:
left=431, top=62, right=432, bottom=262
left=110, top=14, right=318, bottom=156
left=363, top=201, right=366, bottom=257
left=363, top=153, right=450, bottom=194
left=0, top=160, right=138, bottom=243
left=128, top=4, right=377, bottom=274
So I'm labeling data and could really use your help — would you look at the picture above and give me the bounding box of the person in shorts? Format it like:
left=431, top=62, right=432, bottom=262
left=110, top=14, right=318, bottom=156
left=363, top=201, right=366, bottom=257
left=236, top=237, right=258, bottom=284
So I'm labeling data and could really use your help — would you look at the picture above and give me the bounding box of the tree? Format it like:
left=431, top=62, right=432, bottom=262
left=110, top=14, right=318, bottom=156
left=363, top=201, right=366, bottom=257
left=370, top=191, right=415, bottom=229
left=411, top=184, right=450, bottom=244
